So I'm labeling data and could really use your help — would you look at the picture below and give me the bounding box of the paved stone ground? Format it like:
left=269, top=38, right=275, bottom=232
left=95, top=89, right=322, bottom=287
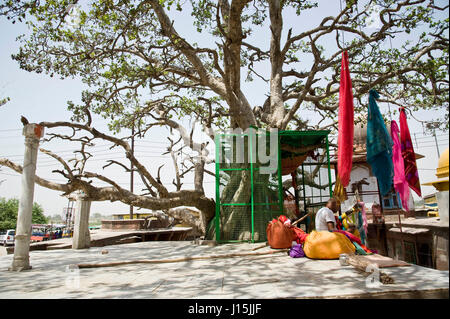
left=0, top=241, right=448, bottom=299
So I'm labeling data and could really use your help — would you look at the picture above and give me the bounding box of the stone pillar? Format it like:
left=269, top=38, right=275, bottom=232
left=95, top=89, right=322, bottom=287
left=72, top=192, right=91, bottom=249
left=436, top=191, right=449, bottom=224
left=10, top=124, right=44, bottom=271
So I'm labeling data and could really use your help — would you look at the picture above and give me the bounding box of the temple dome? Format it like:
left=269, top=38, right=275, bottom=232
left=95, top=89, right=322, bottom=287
left=436, top=147, right=449, bottom=179
left=353, top=122, right=367, bottom=153
left=423, top=147, right=449, bottom=192
left=353, top=120, right=393, bottom=153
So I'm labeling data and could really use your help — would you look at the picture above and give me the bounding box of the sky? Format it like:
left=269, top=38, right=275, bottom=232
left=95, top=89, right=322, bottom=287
left=0, top=1, right=448, bottom=218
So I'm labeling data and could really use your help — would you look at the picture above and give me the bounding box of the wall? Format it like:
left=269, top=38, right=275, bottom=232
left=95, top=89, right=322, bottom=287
left=112, top=213, right=153, bottom=220
left=369, top=221, right=449, bottom=270
left=434, top=228, right=449, bottom=270
left=102, top=219, right=146, bottom=230
left=341, top=164, right=380, bottom=211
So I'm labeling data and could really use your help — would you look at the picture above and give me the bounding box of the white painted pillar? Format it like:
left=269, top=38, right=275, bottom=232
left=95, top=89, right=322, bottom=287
left=436, top=191, right=449, bottom=224
left=10, top=124, right=44, bottom=271
left=72, top=192, right=91, bottom=249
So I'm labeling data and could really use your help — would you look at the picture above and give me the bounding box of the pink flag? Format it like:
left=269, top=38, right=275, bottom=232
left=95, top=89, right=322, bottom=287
left=391, top=120, right=410, bottom=211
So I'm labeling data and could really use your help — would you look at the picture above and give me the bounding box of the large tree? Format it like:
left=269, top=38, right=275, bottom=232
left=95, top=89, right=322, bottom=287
left=0, top=0, right=448, bottom=237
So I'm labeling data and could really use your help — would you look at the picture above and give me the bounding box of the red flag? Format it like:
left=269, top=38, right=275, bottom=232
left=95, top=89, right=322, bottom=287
left=337, top=51, right=354, bottom=188
left=399, top=108, right=421, bottom=197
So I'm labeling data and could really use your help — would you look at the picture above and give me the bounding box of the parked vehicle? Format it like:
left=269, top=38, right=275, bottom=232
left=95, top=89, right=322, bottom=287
left=30, top=225, right=50, bottom=242
left=62, top=228, right=73, bottom=238
left=0, top=229, right=15, bottom=246
left=30, top=224, right=67, bottom=242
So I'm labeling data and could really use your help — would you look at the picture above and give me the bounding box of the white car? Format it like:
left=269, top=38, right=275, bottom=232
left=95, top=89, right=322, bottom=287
left=0, top=229, right=15, bottom=246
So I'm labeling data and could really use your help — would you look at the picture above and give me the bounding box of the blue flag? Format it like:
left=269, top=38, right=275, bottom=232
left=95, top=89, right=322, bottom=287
left=366, top=89, right=394, bottom=196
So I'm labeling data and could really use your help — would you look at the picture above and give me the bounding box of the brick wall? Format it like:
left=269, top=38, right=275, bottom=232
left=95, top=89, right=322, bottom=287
left=101, top=219, right=146, bottom=230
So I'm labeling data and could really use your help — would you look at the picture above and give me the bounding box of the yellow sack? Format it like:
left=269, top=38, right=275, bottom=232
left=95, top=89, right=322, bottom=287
left=303, top=231, right=355, bottom=259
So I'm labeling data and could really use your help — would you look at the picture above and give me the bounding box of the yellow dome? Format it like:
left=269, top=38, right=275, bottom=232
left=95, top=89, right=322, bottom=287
left=422, top=147, right=449, bottom=191
left=436, top=147, right=449, bottom=178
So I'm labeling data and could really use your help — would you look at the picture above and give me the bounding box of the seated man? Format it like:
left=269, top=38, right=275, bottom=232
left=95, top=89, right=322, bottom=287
left=315, top=198, right=338, bottom=232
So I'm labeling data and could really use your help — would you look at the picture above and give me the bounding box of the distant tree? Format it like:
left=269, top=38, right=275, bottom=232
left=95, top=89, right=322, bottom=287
left=91, top=212, right=103, bottom=219
left=31, top=202, right=47, bottom=224
left=0, top=198, right=17, bottom=230
left=49, top=213, right=63, bottom=223
left=0, top=198, right=48, bottom=230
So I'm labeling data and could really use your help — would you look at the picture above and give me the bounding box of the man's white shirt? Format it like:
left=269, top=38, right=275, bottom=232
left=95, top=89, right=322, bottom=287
left=315, top=207, right=336, bottom=231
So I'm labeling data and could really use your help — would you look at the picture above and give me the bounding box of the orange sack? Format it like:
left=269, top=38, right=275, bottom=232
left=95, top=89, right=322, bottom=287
left=303, top=230, right=355, bottom=259
left=267, top=220, right=294, bottom=249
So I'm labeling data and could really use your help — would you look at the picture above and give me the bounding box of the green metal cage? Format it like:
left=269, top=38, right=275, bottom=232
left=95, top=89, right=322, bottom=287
left=214, top=129, right=332, bottom=243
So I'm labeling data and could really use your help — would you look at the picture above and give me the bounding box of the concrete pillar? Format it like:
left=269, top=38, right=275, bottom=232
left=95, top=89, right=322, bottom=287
left=10, top=124, right=44, bottom=271
left=72, top=192, right=91, bottom=249
left=436, top=191, right=449, bottom=225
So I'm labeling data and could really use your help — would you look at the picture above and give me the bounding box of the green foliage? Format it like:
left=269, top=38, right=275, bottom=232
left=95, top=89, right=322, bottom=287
left=0, top=0, right=448, bottom=133
left=32, top=202, right=48, bottom=224
left=0, top=198, right=48, bottom=231
left=0, top=198, right=17, bottom=230
left=0, top=96, right=10, bottom=107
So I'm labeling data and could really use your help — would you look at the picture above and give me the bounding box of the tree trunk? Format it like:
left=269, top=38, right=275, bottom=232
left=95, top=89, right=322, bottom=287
left=209, top=160, right=280, bottom=241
